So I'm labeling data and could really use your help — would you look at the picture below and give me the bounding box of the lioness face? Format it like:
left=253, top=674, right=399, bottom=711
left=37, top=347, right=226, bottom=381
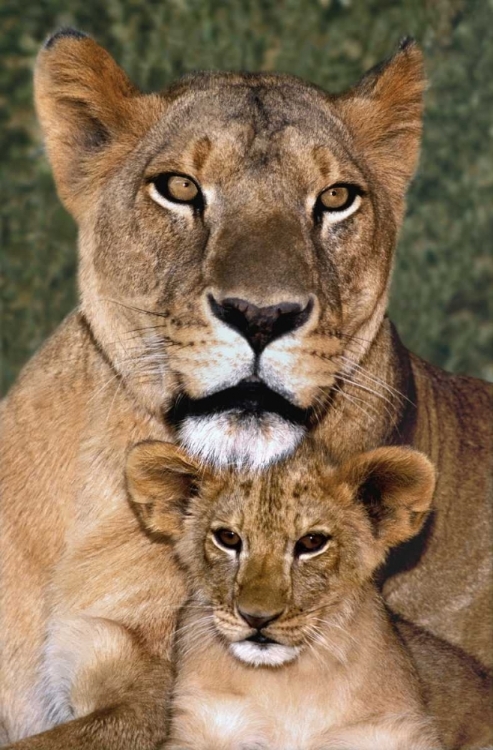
left=36, top=34, right=424, bottom=468
left=126, top=441, right=435, bottom=668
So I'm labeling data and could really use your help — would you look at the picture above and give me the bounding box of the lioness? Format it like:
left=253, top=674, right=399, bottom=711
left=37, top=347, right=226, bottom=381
left=0, top=28, right=491, bottom=749
left=128, top=440, right=443, bottom=749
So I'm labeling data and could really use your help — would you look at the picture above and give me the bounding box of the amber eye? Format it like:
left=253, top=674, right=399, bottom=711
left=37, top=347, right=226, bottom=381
left=213, top=528, right=242, bottom=552
left=295, top=533, right=330, bottom=556
left=150, top=173, right=203, bottom=208
left=316, top=183, right=361, bottom=218
left=320, top=185, right=349, bottom=209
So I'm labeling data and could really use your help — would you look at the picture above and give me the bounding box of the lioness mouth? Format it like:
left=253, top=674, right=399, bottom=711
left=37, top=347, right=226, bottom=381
left=168, top=380, right=312, bottom=427
left=246, top=632, right=277, bottom=646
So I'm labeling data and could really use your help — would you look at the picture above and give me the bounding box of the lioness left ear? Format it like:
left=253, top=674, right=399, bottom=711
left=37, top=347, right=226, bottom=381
left=125, top=441, right=204, bottom=539
left=34, top=30, right=163, bottom=219
left=339, top=446, right=435, bottom=549
left=335, top=38, right=425, bottom=198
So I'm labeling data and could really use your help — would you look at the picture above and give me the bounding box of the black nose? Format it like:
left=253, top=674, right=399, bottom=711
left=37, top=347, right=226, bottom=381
left=237, top=606, right=283, bottom=630
left=209, top=294, right=313, bottom=354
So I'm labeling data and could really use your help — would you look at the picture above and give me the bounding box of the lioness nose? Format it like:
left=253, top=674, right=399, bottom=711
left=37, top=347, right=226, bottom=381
left=238, top=606, right=284, bottom=630
left=209, top=294, right=313, bottom=354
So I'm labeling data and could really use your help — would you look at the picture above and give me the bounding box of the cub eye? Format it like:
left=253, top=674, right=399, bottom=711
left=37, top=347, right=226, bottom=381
left=150, top=173, right=203, bottom=209
left=295, top=533, right=330, bottom=557
left=213, top=528, right=242, bottom=553
left=315, top=183, right=362, bottom=223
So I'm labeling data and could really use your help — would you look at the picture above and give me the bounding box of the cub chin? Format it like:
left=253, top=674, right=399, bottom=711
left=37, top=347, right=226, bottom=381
left=126, top=441, right=443, bottom=749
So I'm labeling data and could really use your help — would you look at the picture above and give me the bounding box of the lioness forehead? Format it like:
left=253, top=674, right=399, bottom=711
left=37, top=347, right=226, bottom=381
left=146, top=72, right=358, bottom=182
left=165, top=70, right=334, bottom=127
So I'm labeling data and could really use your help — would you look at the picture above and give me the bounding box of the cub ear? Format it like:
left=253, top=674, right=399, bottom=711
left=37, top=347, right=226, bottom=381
left=335, top=38, right=425, bottom=198
left=339, top=446, right=435, bottom=549
left=125, top=441, right=204, bottom=539
left=34, top=29, right=162, bottom=217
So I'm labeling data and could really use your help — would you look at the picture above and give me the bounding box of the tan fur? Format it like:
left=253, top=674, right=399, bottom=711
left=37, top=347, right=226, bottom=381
left=394, top=618, right=493, bottom=749
left=127, top=440, right=442, bottom=749
left=1, top=30, right=491, bottom=748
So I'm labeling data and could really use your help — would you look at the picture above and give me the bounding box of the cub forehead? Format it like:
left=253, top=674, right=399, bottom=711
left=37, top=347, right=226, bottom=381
left=206, top=464, right=350, bottom=534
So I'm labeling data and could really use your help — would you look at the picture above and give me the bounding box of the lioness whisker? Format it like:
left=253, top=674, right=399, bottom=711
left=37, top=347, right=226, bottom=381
left=335, top=330, right=378, bottom=347
left=344, top=382, right=396, bottom=422
left=102, top=334, right=175, bottom=350
left=334, top=385, right=379, bottom=424
left=105, top=377, right=124, bottom=425
left=311, top=391, right=331, bottom=423
left=86, top=370, right=122, bottom=405
left=337, top=375, right=395, bottom=417
left=120, top=350, right=169, bottom=364
left=338, top=354, right=414, bottom=406
left=101, top=296, right=171, bottom=320
left=124, top=324, right=170, bottom=335
left=116, top=336, right=179, bottom=350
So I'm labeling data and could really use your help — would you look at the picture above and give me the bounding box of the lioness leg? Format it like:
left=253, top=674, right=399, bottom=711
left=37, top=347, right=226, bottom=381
left=3, top=509, right=187, bottom=749
left=5, top=616, right=173, bottom=750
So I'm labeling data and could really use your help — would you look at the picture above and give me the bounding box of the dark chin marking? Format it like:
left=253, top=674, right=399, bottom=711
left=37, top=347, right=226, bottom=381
left=167, top=380, right=313, bottom=428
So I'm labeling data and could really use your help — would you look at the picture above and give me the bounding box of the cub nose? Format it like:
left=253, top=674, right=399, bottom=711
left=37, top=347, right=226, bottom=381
left=208, top=294, right=313, bottom=354
left=237, top=606, right=284, bottom=630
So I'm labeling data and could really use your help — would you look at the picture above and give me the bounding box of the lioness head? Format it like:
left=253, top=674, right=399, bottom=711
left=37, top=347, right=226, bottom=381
left=126, top=441, right=434, bottom=667
left=36, top=31, right=424, bottom=468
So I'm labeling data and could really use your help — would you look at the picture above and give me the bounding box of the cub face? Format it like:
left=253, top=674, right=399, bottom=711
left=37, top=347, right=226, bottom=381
left=126, top=442, right=435, bottom=667
left=35, top=32, right=424, bottom=470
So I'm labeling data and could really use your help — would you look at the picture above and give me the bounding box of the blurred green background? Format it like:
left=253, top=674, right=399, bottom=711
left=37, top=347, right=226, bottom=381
left=1, top=0, right=492, bottom=395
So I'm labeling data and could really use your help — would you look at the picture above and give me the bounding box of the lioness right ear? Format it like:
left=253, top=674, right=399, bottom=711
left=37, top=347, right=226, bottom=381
left=34, top=29, right=163, bottom=218
left=335, top=38, right=425, bottom=201
left=125, top=441, right=203, bottom=539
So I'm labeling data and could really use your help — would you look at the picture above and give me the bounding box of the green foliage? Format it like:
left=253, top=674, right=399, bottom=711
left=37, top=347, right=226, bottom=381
left=1, top=0, right=492, bottom=394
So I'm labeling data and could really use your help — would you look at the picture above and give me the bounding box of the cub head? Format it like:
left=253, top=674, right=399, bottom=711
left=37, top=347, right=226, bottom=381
left=126, top=441, right=435, bottom=667
left=36, top=31, right=425, bottom=469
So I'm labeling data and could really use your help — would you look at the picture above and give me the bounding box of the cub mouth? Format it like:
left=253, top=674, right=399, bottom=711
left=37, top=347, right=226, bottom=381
left=230, top=635, right=301, bottom=666
left=167, top=379, right=313, bottom=428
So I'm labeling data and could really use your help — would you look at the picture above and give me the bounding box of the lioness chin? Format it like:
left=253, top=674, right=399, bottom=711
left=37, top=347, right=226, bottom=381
left=0, top=27, right=491, bottom=750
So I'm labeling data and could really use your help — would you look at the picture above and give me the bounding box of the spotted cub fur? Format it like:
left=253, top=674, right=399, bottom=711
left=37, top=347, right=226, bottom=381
left=127, top=440, right=442, bottom=749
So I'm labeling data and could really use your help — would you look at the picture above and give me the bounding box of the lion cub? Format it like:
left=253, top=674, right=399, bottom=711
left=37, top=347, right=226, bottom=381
left=126, top=441, right=442, bottom=749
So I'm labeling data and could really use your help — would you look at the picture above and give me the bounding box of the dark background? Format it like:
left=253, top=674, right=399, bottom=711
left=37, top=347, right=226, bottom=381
left=1, top=0, right=492, bottom=395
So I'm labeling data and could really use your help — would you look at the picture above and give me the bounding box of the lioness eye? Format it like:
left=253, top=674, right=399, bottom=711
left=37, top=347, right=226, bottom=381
left=150, top=173, right=203, bottom=208
left=316, top=183, right=361, bottom=221
left=295, top=533, right=330, bottom=556
left=213, top=528, right=242, bottom=552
